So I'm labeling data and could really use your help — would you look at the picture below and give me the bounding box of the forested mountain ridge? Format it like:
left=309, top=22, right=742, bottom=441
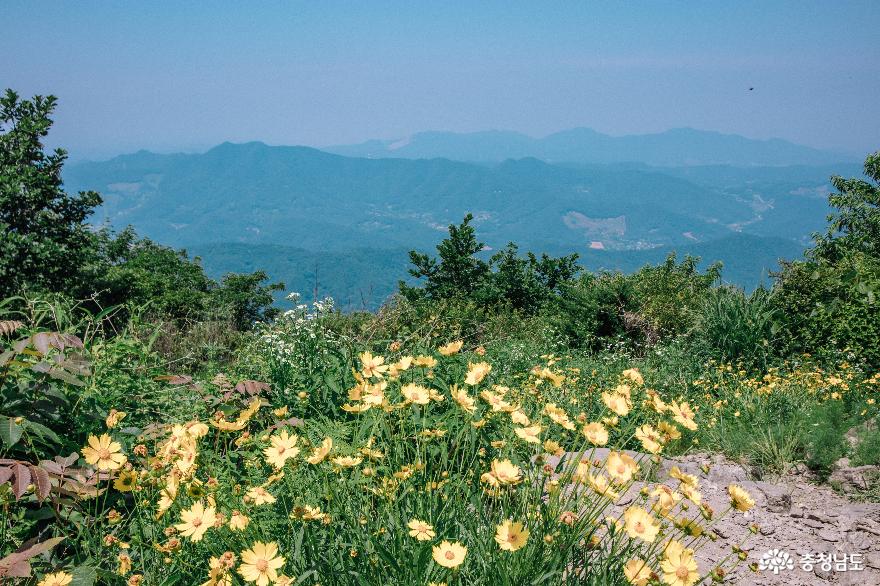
left=63, top=138, right=852, bottom=307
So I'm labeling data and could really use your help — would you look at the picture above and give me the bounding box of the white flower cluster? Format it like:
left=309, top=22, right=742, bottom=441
left=256, top=293, right=339, bottom=364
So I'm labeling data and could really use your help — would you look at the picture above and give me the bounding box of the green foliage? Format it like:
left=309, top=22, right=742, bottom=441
left=630, top=252, right=721, bottom=339
left=214, top=271, right=285, bottom=331
left=548, top=272, right=636, bottom=350
left=402, top=214, right=580, bottom=316
left=689, top=286, right=780, bottom=370
left=0, top=90, right=102, bottom=298
left=771, top=150, right=880, bottom=369
left=401, top=213, right=490, bottom=302
left=812, top=151, right=880, bottom=262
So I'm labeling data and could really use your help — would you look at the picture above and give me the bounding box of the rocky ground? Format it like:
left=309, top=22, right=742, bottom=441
left=548, top=451, right=880, bottom=585
left=663, top=453, right=880, bottom=585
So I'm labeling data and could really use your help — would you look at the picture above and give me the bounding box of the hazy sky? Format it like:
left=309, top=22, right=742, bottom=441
left=3, top=1, right=878, bottom=161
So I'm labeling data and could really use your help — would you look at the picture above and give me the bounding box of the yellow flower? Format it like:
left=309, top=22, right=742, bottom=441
left=588, top=473, right=620, bottom=500
left=331, top=456, right=362, bottom=468
left=273, top=406, right=289, bottom=418
left=465, top=361, right=492, bottom=386
left=407, top=518, right=436, bottom=541
left=438, top=340, right=464, bottom=355
left=602, top=392, right=631, bottom=417
left=624, top=558, right=652, bottom=586
left=175, top=501, right=217, bottom=542
left=238, top=541, right=286, bottom=586
left=360, top=351, right=389, bottom=379
left=543, top=403, right=575, bottom=430
left=624, top=506, right=660, bottom=543
left=660, top=541, right=699, bottom=586
left=650, top=484, right=682, bottom=515
left=622, top=368, right=644, bottom=385
left=635, top=424, right=663, bottom=454
left=669, top=466, right=699, bottom=488
left=582, top=422, right=609, bottom=446
left=542, top=439, right=564, bottom=456
left=413, top=355, right=438, bottom=368
left=401, top=383, right=431, bottom=405
left=82, top=433, right=127, bottom=471
left=514, top=425, right=542, bottom=444
left=432, top=540, right=467, bottom=568
left=669, top=401, right=698, bottom=431
left=114, top=470, right=138, bottom=492
left=229, top=510, right=250, bottom=531
left=450, top=385, right=476, bottom=413
left=510, top=409, right=530, bottom=425
left=106, top=409, right=127, bottom=429
left=494, top=519, right=529, bottom=552
left=480, top=459, right=522, bottom=487
left=480, top=389, right=511, bottom=412
left=658, top=421, right=681, bottom=440
left=727, top=484, right=755, bottom=512
left=38, top=572, right=73, bottom=586
left=244, top=486, right=276, bottom=506
left=117, top=553, right=132, bottom=575
left=306, top=437, right=333, bottom=464
left=263, top=430, right=299, bottom=469
left=679, top=483, right=702, bottom=505
left=606, top=451, right=639, bottom=484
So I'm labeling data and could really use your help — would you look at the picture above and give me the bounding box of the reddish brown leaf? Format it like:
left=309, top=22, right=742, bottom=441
left=11, top=463, right=30, bottom=499
left=0, top=536, right=63, bottom=577
left=235, top=380, right=270, bottom=396
left=29, top=465, right=51, bottom=500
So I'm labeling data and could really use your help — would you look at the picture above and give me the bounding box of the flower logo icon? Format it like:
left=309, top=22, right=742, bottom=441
left=759, top=548, right=794, bottom=574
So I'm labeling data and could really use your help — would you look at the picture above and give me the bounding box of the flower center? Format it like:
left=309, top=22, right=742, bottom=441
left=98, top=448, right=111, bottom=459
left=445, top=551, right=455, bottom=560
left=634, top=522, right=644, bottom=533
left=191, top=518, right=202, bottom=527
left=676, top=565, right=689, bottom=578
left=256, top=559, right=269, bottom=572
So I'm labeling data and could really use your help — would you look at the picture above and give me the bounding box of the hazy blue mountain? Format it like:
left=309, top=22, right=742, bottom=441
left=325, top=127, right=855, bottom=167
left=63, top=140, right=846, bottom=306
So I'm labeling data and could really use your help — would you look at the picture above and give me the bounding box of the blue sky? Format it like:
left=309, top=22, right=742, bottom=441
left=2, top=1, right=878, bottom=160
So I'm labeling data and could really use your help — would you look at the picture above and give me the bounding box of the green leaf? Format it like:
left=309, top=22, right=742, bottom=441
left=21, top=419, right=62, bottom=445
left=0, top=416, right=23, bottom=447
left=70, top=565, right=98, bottom=586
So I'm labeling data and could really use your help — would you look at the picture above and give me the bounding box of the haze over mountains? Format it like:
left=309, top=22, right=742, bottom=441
left=326, top=127, right=856, bottom=167
left=64, top=128, right=861, bottom=309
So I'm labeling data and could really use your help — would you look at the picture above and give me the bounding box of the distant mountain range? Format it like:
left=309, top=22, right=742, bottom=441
left=63, top=129, right=863, bottom=308
left=325, top=127, right=856, bottom=167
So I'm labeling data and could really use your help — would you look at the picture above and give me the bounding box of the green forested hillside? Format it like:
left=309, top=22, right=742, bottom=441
left=63, top=140, right=842, bottom=303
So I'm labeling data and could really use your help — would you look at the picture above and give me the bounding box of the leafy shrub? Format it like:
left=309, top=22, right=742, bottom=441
left=689, top=286, right=779, bottom=370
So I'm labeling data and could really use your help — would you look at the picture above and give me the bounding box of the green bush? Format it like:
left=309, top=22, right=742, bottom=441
left=689, top=286, right=780, bottom=370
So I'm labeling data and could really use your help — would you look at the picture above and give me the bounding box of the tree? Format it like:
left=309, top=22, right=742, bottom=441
left=0, top=90, right=102, bottom=297
left=214, top=271, right=285, bottom=331
left=812, top=151, right=880, bottom=262
left=400, top=214, right=490, bottom=301
left=772, top=150, right=880, bottom=367
left=399, top=214, right=581, bottom=313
